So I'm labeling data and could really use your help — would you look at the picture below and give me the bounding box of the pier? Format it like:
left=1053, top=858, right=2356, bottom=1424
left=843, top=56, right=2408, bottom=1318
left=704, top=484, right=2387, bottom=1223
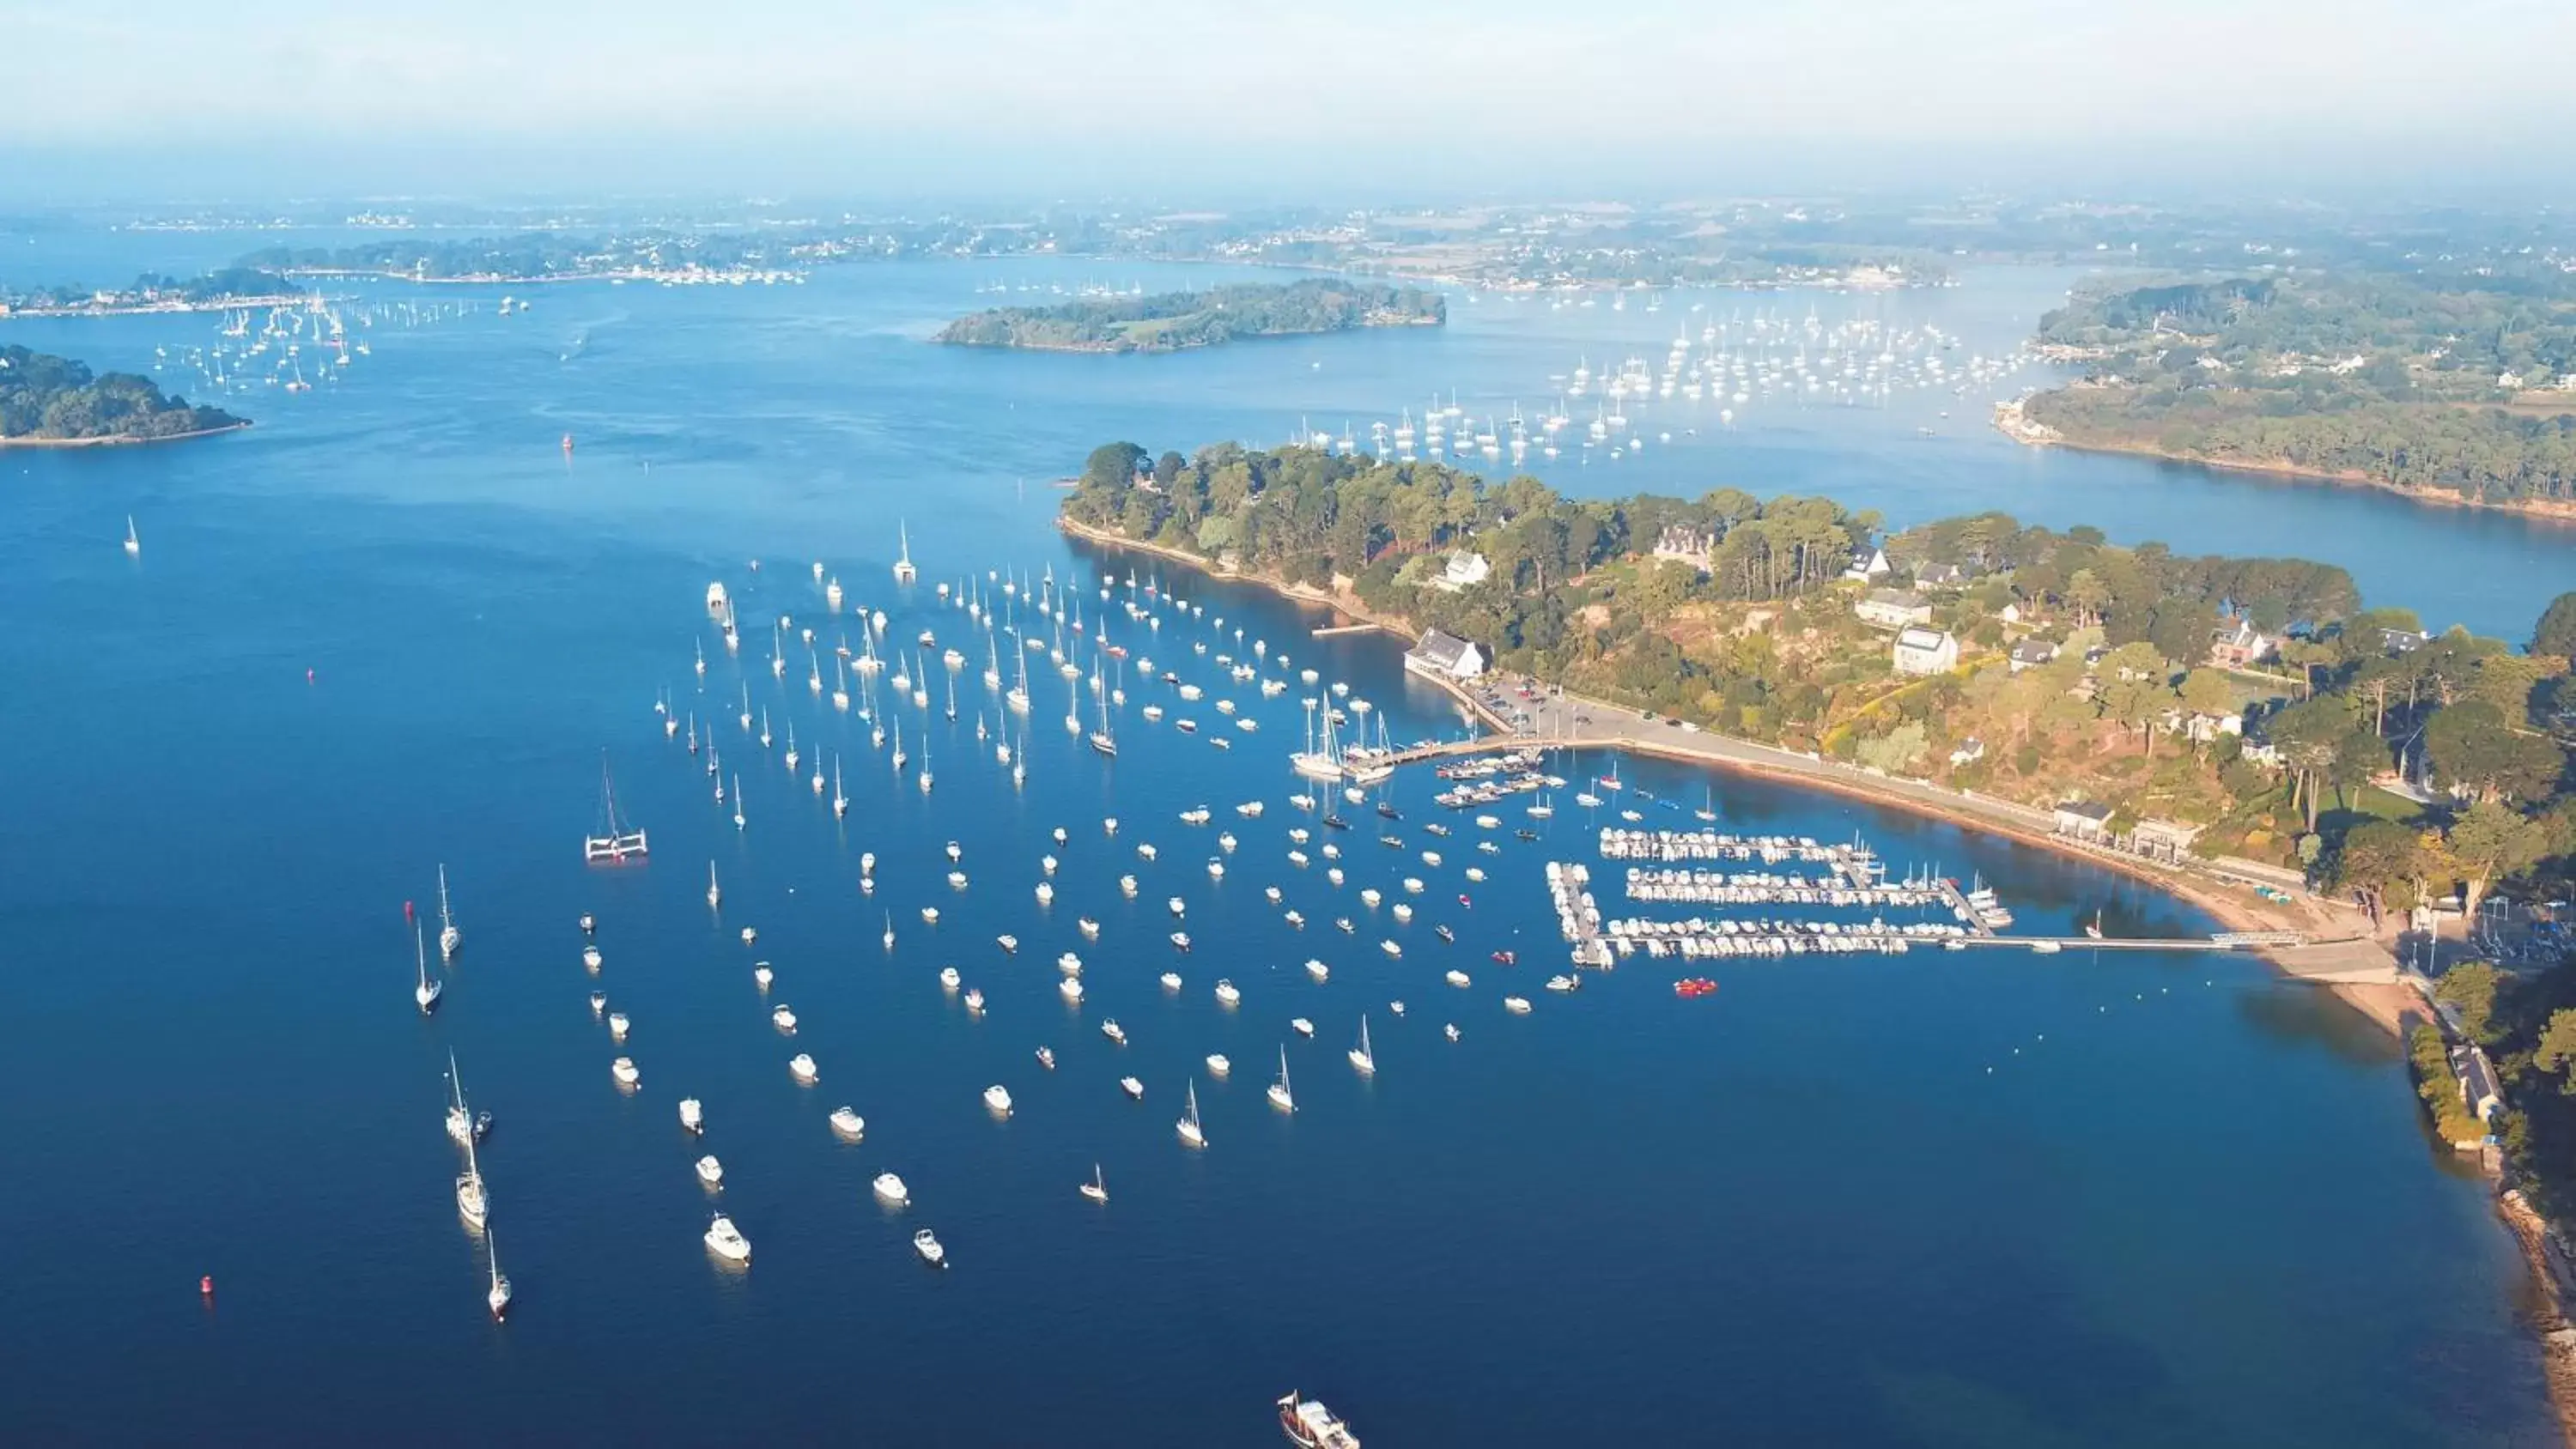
left=1309, top=622, right=1384, bottom=638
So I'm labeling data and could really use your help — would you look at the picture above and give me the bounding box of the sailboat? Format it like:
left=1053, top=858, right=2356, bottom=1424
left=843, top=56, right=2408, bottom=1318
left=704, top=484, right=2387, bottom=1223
left=833, top=656, right=851, bottom=713
left=485, top=1228, right=513, bottom=1319
left=123, top=515, right=141, bottom=557
left=707, top=860, right=722, bottom=908
left=1089, top=676, right=1117, bottom=756
left=456, top=1124, right=489, bottom=1228
left=892, top=522, right=917, bottom=584
left=832, top=755, right=848, bottom=818
left=435, top=864, right=462, bottom=960
left=444, top=1050, right=489, bottom=1144
left=1176, top=1078, right=1206, bottom=1148
left=582, top=754, right=648, bottom=862
left=738, top=682, right=752, bottom=732
left=1080, top=1163, right=1109, bottom=1203
left=732, top=773, right=745, bottom=831
left=1007, top=646, right=1030, bottom=714
left=945, top=672, right=957, bottom=722
left=413, top=922, right=443, bottom=1014
left=983, top=634, right=1002, bottom=690
left=1348, top=1016, right=1376, bottom=1076
left=918, top=736, right=933, bottom=794
left=1267, top=1045, right=1296, bottom=1112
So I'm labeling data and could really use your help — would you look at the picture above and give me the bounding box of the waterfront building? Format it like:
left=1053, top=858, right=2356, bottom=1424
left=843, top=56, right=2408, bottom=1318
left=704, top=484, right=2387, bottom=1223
left=2053, top=800, right=2115, bottom=841
left=1406, top=628, right=1487, bottom=682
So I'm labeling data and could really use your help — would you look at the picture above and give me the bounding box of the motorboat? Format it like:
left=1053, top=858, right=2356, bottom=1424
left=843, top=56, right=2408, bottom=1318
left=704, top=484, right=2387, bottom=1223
left=788, top=1052, right=818, bottom=1082
left=1444, top=1022, right=1461, bottom=1042
left=1101, top=1019, right=1127, bottom=1045
left=1504, top=996, right=1534, bottom=1014
left=696, top=1154, right=724, bottom=1187
left=913, top=1228, right=947, bottom=1268
left=1291, top=1017, right=1315, bottom=1038
left=963, top=988, right=985, bottom=1014
left=939, top=966, right=962, bottom=990
left=772, top=1004, right=798, bottom=1033
left=703, top=1213, right=751, bottom=1263
left=983, top=1084, right=1014, bottom=1115
left=611, top=1056, right=641, bottom=1088
left=1059, top=977, right=1085, bottom=1003
left=872, top=1172, right=910, bottom=1204
left=1120, top=1076, right=1145, bottom=1100
left=679, top=1097, right=704, bottom=1133
left=608, top=1011, right=631, bottom=1040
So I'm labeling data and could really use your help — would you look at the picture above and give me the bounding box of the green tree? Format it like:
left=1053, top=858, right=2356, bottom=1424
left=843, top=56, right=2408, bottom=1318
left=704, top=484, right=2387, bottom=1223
left=2330, top=819, right=2427, bottom=916
left=2534, top=1009, right=2576, bottom=1089
left=2534, top=591, right=2576, bottom=664
left=2427, top=700, right=2567, bottom=803
left=2437, top=961, right=2502, bottom=1045
left=2446, top=801, right=2548, bottom=917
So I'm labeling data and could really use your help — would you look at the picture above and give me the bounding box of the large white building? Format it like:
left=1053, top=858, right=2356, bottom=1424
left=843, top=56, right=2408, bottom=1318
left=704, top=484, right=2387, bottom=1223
left=1406, top=628, right=1487, bottom=682
left=1892, top=627, right=1959, bottom=676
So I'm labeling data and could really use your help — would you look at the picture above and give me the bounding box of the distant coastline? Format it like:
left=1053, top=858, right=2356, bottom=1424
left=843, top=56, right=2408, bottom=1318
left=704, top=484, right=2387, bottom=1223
left=938, top=279, right=1444, bottom=355
left=1995, top=405, right=2576, bottom=524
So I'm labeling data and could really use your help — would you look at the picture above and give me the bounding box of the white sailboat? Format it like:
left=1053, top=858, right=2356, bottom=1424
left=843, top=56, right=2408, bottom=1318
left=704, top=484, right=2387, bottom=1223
left=413, top=922, right=442, bottom=1014
left=707, top=860, right=722, bottom=908
left=456, top=1125, right=489, bottom=1228
left=832, top=755, right=848, bottom=818
left=444, top=1050, right=489, bottom=1144
left=435, top=864, right=461, bottom=959
left=1348, top=1015, right=1376, bottom=1076
left=1080, top=1163, right=1109, bottom=1203
left=891, top=522, right=917, bottom=583
left=1176, top=1078, right=1206, bottom=1148
left=124, top=515, right=141, bottom=557
left=1267, top=1045, right=1296, bottom=1112
left=484, top=1228, right=513, bottom=1319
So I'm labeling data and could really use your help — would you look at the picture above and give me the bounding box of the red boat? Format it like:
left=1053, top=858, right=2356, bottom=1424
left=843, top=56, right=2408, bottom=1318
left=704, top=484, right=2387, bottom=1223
left=1491, top=949, right=1516, bottom=966
left=1673, top=978, right=1717, bottom=998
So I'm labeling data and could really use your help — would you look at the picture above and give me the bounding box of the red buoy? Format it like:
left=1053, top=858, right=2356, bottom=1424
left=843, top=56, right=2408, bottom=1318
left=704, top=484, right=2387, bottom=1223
left=200, top=1275, right=214, bottom=1296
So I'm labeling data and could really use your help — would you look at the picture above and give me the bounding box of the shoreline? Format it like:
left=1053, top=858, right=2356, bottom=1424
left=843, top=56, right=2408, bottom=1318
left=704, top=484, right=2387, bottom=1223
left=1997, top=419, right=2576, bottom=525
left=0, top=294, right=316, bottom=321
left=0, top=421, right=251, bottom=449
left=1054, top=515, right=2393, bottom=1007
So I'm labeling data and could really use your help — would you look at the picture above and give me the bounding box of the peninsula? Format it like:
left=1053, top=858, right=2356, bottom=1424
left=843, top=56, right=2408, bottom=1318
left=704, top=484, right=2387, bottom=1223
left=2003, top=272, right=2576, bottom=518
left=935, top=279, right=1444, bottom=354
left=0, top=267, right=307, bottom=319
left=0, top=346, right=246, bottom=445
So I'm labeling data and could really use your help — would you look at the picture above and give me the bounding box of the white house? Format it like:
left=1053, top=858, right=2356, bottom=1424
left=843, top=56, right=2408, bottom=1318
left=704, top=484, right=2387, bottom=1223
left=1406, top=628, right=1487, bottom=682
left=1433, top=551, right=1492, bottom=592
left=1844, top=546, right=1893, bottom=582
left=1856, top=588, right=1933, bottom=629
left=2053, top=800, right=2114, bottom=840
left=1892, top=627, right=1959, bottom=676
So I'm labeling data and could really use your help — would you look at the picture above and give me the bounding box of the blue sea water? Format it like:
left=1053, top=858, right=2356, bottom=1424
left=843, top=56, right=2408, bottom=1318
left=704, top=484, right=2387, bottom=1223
left=0, top=248, right=2560, bottom=1446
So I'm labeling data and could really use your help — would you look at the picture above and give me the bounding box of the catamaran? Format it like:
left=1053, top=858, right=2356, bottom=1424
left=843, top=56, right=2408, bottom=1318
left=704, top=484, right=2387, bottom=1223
left=583, top=754, right=648, bottom=862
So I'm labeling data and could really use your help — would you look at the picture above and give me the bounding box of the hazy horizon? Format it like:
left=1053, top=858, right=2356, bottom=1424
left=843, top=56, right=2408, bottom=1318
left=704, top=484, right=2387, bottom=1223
left=6, top=0, right=2572, bottom=206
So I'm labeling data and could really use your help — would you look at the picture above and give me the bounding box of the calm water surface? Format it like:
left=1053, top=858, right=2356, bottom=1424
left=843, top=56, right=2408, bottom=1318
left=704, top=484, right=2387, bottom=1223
left=0, top=249, right=2557, bottom=1445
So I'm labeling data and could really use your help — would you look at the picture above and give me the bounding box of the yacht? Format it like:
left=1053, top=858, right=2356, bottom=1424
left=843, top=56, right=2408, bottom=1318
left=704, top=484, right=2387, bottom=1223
left=1267, top=1046, right=1296, bottom=1113
left=1446, top=969, right=1471, bottom=988
left=679, top=1098, right=704, bottom=1133
left=1056, top=951, right=1083, bottom=975
left=829, top=1106, right=866, bottom=1137
left=1079, top=1164, right=1109, bottom=1204
left=1159, top=971, right=1183, bottom=991
left=754, top=962, right=774, bottom=989
left=696, top=1154, right=725, bottom=1187
left=589, top=990, right=606, bottom=1016
left=1504, top=997, right=1534, bottom=1014
left=913, top=1228, right=947, bottom=1268
left=1305, top=959, right=1329, bottom=982
left=1444, top=1022, right=1461, bottom=1042
left=963, top=988, right=985, bottom=1014
left=872, top=1172, right=910, bottom=1204
left=608, top=1011, right=631, bottom=1040
left=1214, top=979, right=1242, bottom=1006
left=1036, top=1046, right=1055, bottom=1070
left=1120, top=1076, right=1145, bottom=1100
left=772, top=1004, right=798, bottom=1033
left=983, top=1084, right=1014, bottom=1115
left=788, top=1053, right=818, bottom=1083
left=1059, top=977, right=1084, bottom=1003
left=1348, top=1016, right=1376, bottom=1076
left=611, top=1056, right=641, bottom=1088
left=1176, top=1079, right=1206, bottom=1149
left=1206, top=1053, right=1232, bottom=1077
left=1291, top=1017, right=1315, bottom=1038
left=703, top=1212, right=751, bottom=1263
left=939, top=966, right=962, bottom=990
left=1101, top=1019, right=1127, bottom=1045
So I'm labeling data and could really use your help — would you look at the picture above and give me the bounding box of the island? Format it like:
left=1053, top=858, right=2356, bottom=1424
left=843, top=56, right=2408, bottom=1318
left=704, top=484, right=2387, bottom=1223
left=236, top=234, right=803, bottom=287
left=934, top=279, right=1444, bottom=353
left=0, top=345, right=247, bottom=445
left=0, top=267, right=307, bottom=319
left=2003, top=270, right=2576, bottom=518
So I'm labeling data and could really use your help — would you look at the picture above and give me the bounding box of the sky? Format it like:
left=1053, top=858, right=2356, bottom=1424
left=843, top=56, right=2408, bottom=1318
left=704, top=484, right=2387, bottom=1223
left=3, top=0, right=2571, bottom=203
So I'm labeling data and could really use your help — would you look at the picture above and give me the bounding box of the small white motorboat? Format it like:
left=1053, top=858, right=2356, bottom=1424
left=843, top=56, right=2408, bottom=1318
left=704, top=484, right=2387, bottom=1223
left=829, top=1106, right=866, bottom=1137
left=913, top=1228, right=947, bottom=1268
left=772, top=1004, right=798, bottom=1033
left=703, top=1212, right=750, bottom=1263
left=1101, top=1019, right=1127, bottom=1045
left=1291, top=1017, right=1315, bottom=1038
left=788, top=1052, right=818, bottom=1082
left=872, top=1172, right=909, bottom=1204
left=696, top=1154, right=725, bottom=1187
left=983, top=1084, right=1014, bottom=1115
left=611, top=1057, right=641, bottom=1088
